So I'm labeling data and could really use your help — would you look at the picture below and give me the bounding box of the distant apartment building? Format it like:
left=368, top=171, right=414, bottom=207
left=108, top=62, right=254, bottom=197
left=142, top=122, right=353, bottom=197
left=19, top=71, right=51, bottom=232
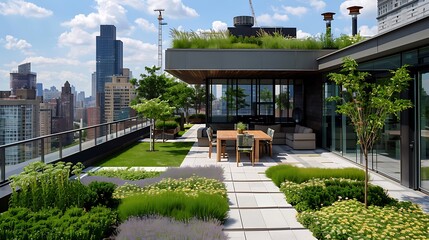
left=52, top=81, right=74, bottom=145
left=104, top=68, right=135, bottom=122
left=43, top=86, right=61, bottom=101
left=96, top=25, right=123, bottom=124
left=39, top=102, right=52, bottom=154
left=0, top=89, right=40, bottom=165
left=378, top=0, right=429, bottom=32
left=10, top=63, right=36, bottom=95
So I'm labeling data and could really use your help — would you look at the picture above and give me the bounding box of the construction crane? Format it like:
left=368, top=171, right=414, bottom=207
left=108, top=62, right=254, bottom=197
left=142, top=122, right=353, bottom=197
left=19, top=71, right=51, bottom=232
left=249, top=0, right=257, bottom=26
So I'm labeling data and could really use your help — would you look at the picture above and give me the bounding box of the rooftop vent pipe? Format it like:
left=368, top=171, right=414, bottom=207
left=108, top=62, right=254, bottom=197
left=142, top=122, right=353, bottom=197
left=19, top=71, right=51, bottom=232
left=347, top=6, right=363, bottom=36
left=321, top=12, right=335, bottom=35
left=233, top=16, right=254, bottom=28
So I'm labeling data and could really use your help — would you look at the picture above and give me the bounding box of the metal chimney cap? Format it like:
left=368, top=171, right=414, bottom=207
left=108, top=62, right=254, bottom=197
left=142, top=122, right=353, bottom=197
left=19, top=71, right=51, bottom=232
left=321, top=12, right=335, bottom=21
left=347, top=6, right=363, bottom=16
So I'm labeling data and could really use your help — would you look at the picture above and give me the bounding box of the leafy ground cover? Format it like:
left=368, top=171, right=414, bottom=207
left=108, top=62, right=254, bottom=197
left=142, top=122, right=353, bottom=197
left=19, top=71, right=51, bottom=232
left=88, top=168, right=161, bottom=180
left=96, top=142, right=194, bottom=167
left=298, top=199, right=429, bottom=240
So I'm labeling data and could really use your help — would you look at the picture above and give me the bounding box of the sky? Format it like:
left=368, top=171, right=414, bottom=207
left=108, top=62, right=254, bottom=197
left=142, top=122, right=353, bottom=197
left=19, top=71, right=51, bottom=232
left=0, top=0, right=378, bottom=96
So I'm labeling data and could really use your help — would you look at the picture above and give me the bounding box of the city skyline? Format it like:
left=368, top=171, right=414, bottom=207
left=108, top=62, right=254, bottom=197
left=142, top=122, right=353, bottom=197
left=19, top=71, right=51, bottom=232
left=0, top=0, right=377, bottom=95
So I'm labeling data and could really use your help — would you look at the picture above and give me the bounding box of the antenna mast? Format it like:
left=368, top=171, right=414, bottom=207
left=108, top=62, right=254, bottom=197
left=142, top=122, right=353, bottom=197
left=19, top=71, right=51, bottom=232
left=154, top=9, right=167, bottom=70
left=249, top=0, right=257, bottom=26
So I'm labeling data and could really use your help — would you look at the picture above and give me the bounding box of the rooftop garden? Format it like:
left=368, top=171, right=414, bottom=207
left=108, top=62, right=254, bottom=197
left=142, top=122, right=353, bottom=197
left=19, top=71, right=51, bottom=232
left=171, top=28, right=364, bottom=50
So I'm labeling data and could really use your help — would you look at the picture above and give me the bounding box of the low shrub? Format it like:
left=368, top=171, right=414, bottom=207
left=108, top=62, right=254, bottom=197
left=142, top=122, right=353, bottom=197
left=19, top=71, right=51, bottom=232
left=88, top=181, right=118, bottom=208
left=0, top=206, right=116, bottom=240
left=266, top=164, right=365, bottom=186
left=189, top=113, right=206, bottom=120
left=88, top=168, right=161, bottom=180
left=115, top=216, right=227, bottom=240
left=280, top=178, right=396, bottom=212
left=298, top=199, right=429, bottom=240
left=114, top=176, right=227, bottom=199
left=118, top=192, right=229, bottom=223
left=155, top=120, right=178, bottom=130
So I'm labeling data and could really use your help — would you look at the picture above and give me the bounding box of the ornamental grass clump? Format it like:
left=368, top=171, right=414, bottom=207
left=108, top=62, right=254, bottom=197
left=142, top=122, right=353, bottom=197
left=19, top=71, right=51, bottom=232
left=266, top=164, right=365, bottom=186
left=114, top=176, right=227, bottom=199
left=118, top=192, right=229, bottom=223
left=280, top=178, right=396, bottom=212
left=298, top=199, right=429, bottom=240
left=115, top=216, right=227, bottom=240
left=9, top=161, right=93, bottom=211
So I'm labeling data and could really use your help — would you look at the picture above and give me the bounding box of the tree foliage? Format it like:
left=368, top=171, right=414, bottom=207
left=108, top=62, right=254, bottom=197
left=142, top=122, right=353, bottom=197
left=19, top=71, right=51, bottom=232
left=130, top=66, right=174, bottom=102
left=131, top=98, right=175, bottom=151
left=327, top=57, right=412, bottom=207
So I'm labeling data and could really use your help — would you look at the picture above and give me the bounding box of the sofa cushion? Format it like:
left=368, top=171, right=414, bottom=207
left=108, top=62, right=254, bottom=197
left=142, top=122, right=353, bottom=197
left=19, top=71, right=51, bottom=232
left=294, top=125, right=301, bottom=133
left=303, top=128, right=313, bottom=133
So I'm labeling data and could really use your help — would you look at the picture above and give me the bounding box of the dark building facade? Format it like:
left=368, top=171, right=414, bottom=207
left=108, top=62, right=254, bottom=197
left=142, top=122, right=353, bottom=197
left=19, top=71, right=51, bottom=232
left=10, top=63, right=36, bottom=95
left=166, top=14, right=429, bottom=194
left=96, top=25, right=123, bottom=124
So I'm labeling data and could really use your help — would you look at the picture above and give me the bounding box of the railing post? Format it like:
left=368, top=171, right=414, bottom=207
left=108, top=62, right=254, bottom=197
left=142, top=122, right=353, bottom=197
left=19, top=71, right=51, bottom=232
left=59, top=135, right=63, bottom=159
left=0, top=147, right=5, bottom=182
left=106, top=124, right=109, bottom=142
left=40, top=138, right=45, bottom=163
left=79, top=129, right=82, bottom=152
left=94, top=127, right=97, bottom=146
left=116, top=122, right=118, bottom=138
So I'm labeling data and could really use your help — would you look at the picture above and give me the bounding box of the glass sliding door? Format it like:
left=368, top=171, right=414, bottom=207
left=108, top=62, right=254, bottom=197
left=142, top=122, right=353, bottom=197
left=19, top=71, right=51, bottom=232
left=420, top=71, right=429, bottom=191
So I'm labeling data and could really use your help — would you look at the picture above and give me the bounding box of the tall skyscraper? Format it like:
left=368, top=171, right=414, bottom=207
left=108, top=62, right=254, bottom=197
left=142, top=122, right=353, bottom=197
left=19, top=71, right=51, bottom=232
left=91, top=72, right=96, bottom=100
left=10, top=62, right=36, bottom=95
left=0, top=89, right=40, bottom=165
left=96, top=25, right=123, bottom=124
left=36, top=83, right=43, bottom=97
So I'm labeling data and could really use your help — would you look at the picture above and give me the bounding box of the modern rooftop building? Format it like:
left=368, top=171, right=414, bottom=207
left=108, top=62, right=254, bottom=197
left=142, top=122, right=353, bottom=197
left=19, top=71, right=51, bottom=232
left=96, top=25, right=123, bottom=124
left=166, top=5, right=429, bottom=194
left=378, top=0, right=429, bottom=33
left=10, top=63, right=36, bottom=95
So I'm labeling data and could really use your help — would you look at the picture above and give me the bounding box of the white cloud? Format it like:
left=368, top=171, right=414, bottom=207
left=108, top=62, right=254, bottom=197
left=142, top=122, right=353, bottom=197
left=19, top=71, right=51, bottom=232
left=257, top=14, right=274, bottom=26
left=0, top=0, right=52, bottom=18
left=146, top=0, right=199, bottom=19
left=38, top=70, right=90, bottom=94
left=359, top=25, right=378, bottom=36
left=58, top=28, right=96, bottom=47
left=212, top=21, right=228, bottom=31
left=135, top=18, right=157, bottom=32
left=273, top=13, right=289, bottom=21
left=4, top=35, right=32, bottom=50
left=62, top=0, right=130, bottom=31
left=120, top=37, right=157, bottom=67
left=297, top=30, right=313, bottom=39
left=308, top=0, right=326, bottom=11
left=282, top=6, right=308, bottom=16
left=339, top=0, right=377, bottom=19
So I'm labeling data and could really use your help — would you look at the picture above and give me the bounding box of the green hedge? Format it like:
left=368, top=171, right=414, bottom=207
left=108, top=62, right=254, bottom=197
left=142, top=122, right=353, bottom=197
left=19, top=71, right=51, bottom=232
left=0, top=206, right=116, bottom=240
left=280, top=178, right=396, bottom=212
left=118, top=192, right=229, bottom=223
left=189, top=113, right=206, bottom=119
left=155, top=120, right=179, bottom=130
left=265, top=164, right=365, bottom=186
left=88, top=168, right=161, bottom=180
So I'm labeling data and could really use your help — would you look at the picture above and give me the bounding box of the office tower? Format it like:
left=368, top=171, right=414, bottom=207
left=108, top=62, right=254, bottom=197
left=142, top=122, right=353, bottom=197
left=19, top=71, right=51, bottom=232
left=59, top=81, right=74, bottom=145
left=92, top=72, right=96, bottom=100
left=10, top=62, right=37, bottom=95
left=378, top=0, right=429, bottom=33
left=0, top=89, right=40, bottom=165
left=36, top=83, right=43, bottom=97
left=96, top=25, right=123, bottom=124
left=104, top=68, right=136, bottom=122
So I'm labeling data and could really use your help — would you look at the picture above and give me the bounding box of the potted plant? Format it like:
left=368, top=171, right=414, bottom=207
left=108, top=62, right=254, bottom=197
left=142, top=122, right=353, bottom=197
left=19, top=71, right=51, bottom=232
left=236, top=122, right=247, bottom=134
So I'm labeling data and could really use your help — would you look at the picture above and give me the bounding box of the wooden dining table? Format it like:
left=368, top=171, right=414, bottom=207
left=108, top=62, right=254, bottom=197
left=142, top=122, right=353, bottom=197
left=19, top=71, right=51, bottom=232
left=216, top=130, right=272, bottom=163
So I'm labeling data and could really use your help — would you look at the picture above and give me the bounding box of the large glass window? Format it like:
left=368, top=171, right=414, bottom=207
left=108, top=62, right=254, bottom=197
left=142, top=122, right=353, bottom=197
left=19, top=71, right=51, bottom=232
left=420, top=71, right=429, bottom=191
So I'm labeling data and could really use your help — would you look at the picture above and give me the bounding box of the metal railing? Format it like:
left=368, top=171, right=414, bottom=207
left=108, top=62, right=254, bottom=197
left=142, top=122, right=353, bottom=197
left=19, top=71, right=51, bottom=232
left=0, top=117, right=150, bottom=182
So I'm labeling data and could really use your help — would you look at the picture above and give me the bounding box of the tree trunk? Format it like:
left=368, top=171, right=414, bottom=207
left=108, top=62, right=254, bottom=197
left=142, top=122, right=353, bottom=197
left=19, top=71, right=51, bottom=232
left=364, top=151, right=368, bottom=208
left=151, top=119, right=155, bottom=151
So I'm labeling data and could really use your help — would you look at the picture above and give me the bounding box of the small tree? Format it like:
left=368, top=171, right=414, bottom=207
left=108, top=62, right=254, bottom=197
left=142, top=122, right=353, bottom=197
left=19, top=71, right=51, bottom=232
left=328, top=57, right=412, bottom=207
left=131, top=98, right=175, bottom=151
left=130, top=66, right=174, bottom=102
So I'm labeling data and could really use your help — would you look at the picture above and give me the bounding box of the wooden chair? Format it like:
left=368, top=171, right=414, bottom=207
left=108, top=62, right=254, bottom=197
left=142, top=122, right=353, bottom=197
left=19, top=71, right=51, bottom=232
left=261, top=128, right=274, bottom=157
left=236, top=134, right=254, bottom=166
left=207, top=127, right=225, bottom=159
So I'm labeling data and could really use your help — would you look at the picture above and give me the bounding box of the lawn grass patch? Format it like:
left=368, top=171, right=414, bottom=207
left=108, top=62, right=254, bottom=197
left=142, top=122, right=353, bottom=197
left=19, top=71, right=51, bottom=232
left=96, top=142, right=193, bottom=167
left=266, top=164, right=365, bottom=187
